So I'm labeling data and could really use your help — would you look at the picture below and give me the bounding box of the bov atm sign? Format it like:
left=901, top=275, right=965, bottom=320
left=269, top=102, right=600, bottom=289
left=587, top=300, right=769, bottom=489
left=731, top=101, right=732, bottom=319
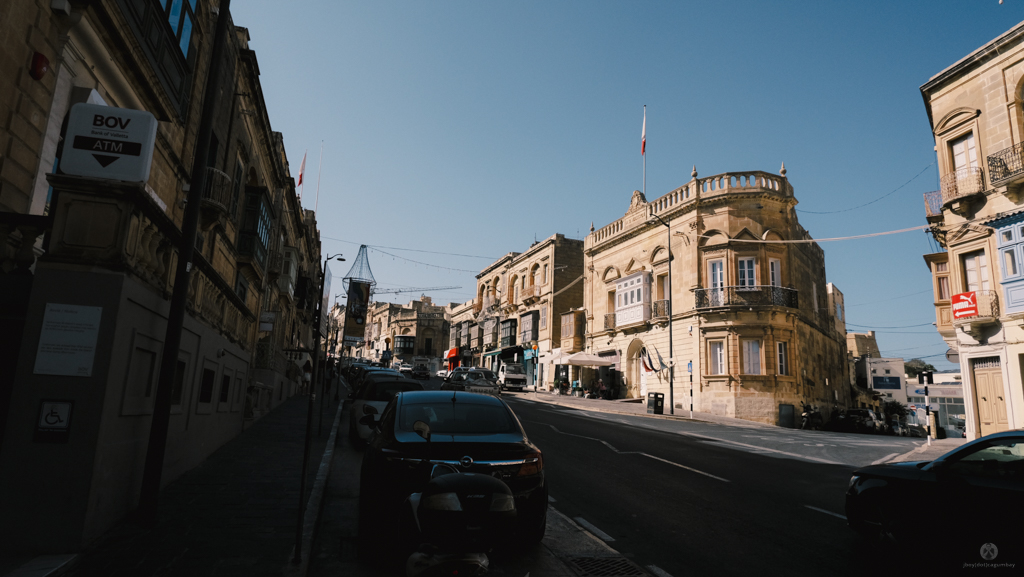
left=61, top=103, right=158, bottom=182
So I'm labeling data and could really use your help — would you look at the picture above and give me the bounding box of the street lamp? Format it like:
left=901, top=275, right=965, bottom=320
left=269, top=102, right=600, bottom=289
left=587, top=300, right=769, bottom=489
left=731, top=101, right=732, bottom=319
left=647, top=213, right=675, bottom=415
left=294, top=252, right=343, bottom=564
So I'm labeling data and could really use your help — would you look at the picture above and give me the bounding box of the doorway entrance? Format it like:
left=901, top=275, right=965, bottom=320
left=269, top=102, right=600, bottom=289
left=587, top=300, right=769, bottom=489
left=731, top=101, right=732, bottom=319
left=971, top=357, right=1008, bottom=436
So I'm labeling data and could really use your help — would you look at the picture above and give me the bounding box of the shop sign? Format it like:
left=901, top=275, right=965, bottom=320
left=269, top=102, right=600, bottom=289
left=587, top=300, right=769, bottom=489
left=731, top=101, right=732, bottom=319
left=951, top=292, right=978, bottom=319
left=61, top=103, right=158, bottom=181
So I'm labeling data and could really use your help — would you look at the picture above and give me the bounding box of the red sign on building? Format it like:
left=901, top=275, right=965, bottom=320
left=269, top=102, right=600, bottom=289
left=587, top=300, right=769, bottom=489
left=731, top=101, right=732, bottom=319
left=951, top=291, right=978, bottom=319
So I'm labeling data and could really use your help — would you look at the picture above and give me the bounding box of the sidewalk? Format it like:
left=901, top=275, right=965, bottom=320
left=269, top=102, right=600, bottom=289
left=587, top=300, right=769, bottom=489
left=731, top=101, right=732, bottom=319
left=508, top=388, right=775, bottom=428
left=4, top=393, right=343, bottom=577
left=511, top=389, right=969, bottom=463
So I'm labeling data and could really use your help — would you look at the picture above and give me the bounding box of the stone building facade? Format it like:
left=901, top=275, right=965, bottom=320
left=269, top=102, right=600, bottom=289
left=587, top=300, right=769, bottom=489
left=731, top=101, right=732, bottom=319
left=920, top=19, right=1024, bottom=439
left=584, top=169, right=851, bottom=425
left=470, top=234, right=585, bottom=389
left=358, top=296, right=450, bottom=371
left=0, top=1, right=318, bottom=553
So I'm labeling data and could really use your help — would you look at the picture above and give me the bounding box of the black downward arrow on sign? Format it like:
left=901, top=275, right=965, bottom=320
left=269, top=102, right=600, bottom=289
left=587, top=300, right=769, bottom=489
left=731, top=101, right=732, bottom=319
left=93, top=154, right=119, bottom=167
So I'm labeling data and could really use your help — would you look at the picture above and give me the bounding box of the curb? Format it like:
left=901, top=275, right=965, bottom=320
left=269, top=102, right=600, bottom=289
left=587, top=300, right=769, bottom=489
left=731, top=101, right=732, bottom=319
left=515, top=392, right=721, bottom=426
left=285, top=399, right=346, bottom=577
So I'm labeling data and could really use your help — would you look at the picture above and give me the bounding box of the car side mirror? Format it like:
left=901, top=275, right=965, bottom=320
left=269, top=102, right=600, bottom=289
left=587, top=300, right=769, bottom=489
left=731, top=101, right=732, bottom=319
left=363, top=404, right=379, bottom=415
left=359, top=414, right=377, bottom=426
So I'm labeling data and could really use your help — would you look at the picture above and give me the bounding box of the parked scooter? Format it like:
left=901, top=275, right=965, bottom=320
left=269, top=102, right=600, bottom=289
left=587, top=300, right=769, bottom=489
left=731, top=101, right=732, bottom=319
left=800, top=403, right=824, bottom=430
left=402, top=421, right=517, bottom=577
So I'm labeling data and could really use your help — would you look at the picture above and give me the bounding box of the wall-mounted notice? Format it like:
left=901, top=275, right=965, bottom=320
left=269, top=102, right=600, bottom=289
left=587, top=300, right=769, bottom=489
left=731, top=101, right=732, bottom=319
left=33, top=304, right=103, bottom=377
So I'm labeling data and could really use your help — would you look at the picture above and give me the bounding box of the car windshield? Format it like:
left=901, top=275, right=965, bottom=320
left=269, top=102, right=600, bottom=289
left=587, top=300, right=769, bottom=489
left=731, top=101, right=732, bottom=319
left=367, top=381, right=424, bottom=402
left=450, top=372, right=468, bottom=382
left=399, top=399, right=519, bottom=435
left=505, top=365, right=524, bottom=374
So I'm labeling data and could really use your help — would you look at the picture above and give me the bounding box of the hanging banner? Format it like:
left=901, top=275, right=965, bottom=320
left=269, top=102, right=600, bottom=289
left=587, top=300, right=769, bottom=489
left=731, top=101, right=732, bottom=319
left=343, top=280, right=370, bottom=346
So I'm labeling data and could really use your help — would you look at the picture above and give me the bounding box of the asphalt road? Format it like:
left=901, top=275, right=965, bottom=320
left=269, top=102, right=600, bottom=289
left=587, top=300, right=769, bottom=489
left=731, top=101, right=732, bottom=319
left=505, top=397, right=890, bottom=577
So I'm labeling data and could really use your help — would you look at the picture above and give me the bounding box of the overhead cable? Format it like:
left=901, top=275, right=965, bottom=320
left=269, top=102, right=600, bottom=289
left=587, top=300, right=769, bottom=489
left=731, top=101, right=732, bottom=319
left=796, top=162, right=935, bottom=214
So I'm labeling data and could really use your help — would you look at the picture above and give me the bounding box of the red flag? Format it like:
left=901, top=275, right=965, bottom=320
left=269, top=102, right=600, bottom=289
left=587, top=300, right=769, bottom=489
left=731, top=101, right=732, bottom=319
left=297, top=151, right=307, bottom=187
left=641, top=107, right=646, bottom=156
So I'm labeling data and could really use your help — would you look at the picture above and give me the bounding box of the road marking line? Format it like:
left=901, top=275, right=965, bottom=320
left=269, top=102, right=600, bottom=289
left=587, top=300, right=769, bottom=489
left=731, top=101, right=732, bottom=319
left=646, top=565, right=674, bottom=577
left=548, top=507, right=618, bottom=552
left=681, top=432, right=842, bottom=465
left=542, top=424, right=729, bottom=482
left=639, top=453, right=730, bottom=482
left=573, top=517, right=615, bottom=542
left=871, top=452, right=900, bottom=465
left=548, top=495, right=557, bottom=503
left=804, top=505, right=846, bottom=520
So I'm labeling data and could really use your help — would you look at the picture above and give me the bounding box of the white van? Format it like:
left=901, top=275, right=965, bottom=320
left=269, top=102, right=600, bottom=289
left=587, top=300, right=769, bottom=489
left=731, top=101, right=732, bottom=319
left=498, top=363, right=527, bottom=391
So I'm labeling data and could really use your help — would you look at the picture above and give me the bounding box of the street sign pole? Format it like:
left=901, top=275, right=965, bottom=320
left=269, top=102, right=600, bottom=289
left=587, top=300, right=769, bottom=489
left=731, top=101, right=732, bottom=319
left=138, top=0, right=232, bottom=527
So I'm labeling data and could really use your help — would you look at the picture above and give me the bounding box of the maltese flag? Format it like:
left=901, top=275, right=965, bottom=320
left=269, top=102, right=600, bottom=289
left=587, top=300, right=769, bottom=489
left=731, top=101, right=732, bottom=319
left=297, top=151, right=307, bottom=187
left=641, top=106, right=646, bottom=156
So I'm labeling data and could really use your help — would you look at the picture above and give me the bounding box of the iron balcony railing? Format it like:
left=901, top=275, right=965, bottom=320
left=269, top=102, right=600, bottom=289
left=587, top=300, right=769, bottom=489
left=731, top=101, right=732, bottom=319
left=988, top=142, right=1024, bottom=185
left=201, top=167, right=233, bottom=211
left=694, top=286, right=799, bottom=309
left=604, top=313, right=616, bottom=330
left=940, top=167, right=984, bottom=205
left=652, top=299, right=670, bottom=318
left=923, top=191, right=943, bottom=218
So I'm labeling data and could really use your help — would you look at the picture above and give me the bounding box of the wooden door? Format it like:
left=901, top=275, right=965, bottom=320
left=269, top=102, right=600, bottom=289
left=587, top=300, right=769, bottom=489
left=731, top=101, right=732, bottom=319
left=972, top=357, right=1009, bottom=436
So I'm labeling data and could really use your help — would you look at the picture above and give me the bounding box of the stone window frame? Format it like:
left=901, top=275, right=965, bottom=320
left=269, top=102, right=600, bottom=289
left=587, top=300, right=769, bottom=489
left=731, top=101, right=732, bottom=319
left=740, top=338, right=762, bottom=375
left=707, top=339, right=726, bottom=375
left=776, top=341, right=789, bottom=376
left=932, top=107, right=984, bottom=185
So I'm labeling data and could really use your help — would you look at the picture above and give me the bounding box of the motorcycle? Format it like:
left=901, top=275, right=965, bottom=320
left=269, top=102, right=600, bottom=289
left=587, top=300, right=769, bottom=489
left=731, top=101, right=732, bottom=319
left=402, top=420, right=517, bottom=577
left=800, top=403, right=824, bottom=430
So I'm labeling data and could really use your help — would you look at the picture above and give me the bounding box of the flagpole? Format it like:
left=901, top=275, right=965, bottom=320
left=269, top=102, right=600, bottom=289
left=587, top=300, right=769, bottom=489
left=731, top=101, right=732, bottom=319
left=299, top=149, right=307, bottom=203
left=314, top=141, right=324, bottom=214
left=642, top=105, right=646, bottom=197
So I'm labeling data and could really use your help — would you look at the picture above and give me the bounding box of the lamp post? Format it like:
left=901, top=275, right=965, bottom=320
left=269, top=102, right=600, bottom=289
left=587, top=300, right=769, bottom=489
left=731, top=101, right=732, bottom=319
left=648, top=213, right=674, bottom=415
left=294, top=252, right=343, bottom=564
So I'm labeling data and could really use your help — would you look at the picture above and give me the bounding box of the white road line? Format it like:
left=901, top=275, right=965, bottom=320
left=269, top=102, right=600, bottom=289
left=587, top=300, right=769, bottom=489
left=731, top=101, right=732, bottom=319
left=548, top=495, right=557, bottom=503
left=543, top=424, right=729, bottom=482
left=682, top=432, right=842, bottom=465
left=871, top=452, right=900, bottom=465
left=646, top=565, right=675, bottom=577
left=804, top=505, right=847, bottom=520
left=640, top=453, right=731, bottom=482
left=573, top=517, right=615, bottom=542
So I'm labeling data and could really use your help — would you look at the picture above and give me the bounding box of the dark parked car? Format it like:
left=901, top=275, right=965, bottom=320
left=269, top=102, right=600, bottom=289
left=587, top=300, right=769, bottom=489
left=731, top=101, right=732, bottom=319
left=845, top=430, right=1024, bottom=566
left=440, top=369, right=500, bottom=396
left=842, top=408, right=884, bottom=434
left=358, top=390, right=547, bottom=556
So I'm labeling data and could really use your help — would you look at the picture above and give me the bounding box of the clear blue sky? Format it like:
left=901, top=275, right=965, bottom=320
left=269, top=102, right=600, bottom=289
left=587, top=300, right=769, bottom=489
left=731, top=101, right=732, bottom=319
left=232, top=0, right=1023, bottom=370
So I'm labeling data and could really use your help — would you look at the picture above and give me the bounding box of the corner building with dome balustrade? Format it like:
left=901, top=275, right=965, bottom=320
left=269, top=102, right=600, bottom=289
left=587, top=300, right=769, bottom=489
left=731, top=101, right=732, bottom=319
left=582, top=167, right=854, bottom=426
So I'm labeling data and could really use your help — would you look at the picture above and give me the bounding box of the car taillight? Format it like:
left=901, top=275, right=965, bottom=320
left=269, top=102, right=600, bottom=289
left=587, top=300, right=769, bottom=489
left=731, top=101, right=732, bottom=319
left=518, top=451, right=543, bottom=476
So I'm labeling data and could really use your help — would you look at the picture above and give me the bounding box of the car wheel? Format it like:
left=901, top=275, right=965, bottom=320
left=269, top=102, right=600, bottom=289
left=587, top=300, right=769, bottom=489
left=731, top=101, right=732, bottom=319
left=517, top=503, right=547, bottom=547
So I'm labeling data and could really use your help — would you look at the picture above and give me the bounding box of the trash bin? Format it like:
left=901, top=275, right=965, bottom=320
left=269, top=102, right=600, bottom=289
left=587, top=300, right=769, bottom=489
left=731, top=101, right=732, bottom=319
left=647, top=392, right=664, bottom=415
